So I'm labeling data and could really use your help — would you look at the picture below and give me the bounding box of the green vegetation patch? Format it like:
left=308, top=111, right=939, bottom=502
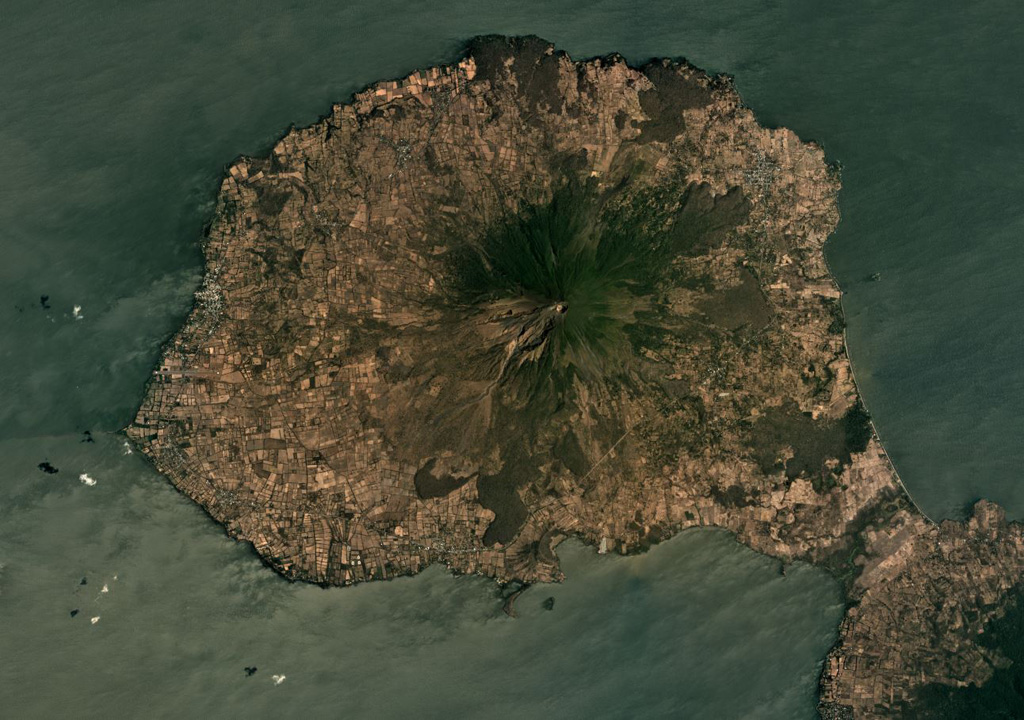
left=698, top=268, right=772, bottom=331
left=413, top=458, right=472, bottom=499
left=444, top=176, right=749, bottom=406
left=637, top=60, right=714, bottom=144
left=476, top=445, right=533, bottom=546
left=746, top=400, right=873, bottom=484
left=551, top=429, right=587, bottom=477
left=901, top=587, right=1024, bottom=718
left=435, top=173, right=750, bottom=542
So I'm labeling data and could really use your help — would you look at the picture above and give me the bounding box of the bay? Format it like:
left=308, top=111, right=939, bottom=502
left=0, top=433, right=841, bottom=718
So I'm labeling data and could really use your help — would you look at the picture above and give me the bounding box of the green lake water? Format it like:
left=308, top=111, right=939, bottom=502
left=2, top=1, right=1022, bottom=717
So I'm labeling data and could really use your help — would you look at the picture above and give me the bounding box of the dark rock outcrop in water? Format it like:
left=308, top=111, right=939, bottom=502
left=127, top=36, right=1024, bottom=718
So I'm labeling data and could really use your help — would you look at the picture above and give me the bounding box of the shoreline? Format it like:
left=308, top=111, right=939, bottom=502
left=822, top=242, right=936, bottom=526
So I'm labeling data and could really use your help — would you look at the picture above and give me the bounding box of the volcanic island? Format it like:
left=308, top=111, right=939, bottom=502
left=128, top=37, right=1024, bottom=718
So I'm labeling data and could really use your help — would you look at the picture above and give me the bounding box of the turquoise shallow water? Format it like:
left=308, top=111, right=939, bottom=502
left=2, top=0, right=1022, bottom=717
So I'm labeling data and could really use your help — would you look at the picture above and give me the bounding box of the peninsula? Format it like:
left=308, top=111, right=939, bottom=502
left=128, top=36, right=1024, bottom=718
